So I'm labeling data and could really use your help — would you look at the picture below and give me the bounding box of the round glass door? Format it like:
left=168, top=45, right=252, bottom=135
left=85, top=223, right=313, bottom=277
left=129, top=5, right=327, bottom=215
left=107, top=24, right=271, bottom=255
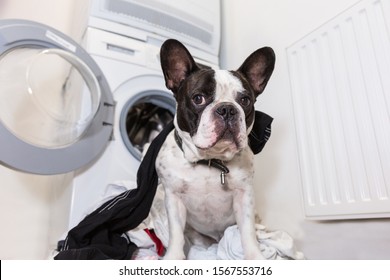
left=0, top=19, right=114, bottom=174
left=120, top=90, right=175, bottom=160
left=0, top=47, right=101, bottom=148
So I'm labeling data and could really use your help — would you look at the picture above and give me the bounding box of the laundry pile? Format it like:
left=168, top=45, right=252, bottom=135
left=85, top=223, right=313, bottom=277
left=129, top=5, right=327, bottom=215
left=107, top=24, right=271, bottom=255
left=125, top=181, right=304, bottom=260
left=57, top=180, right=304, bottom=260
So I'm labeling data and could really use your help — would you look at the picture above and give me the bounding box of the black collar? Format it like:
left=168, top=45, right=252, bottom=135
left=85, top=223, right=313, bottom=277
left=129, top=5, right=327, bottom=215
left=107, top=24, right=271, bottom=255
left=174, top=130, right=230, bottom=180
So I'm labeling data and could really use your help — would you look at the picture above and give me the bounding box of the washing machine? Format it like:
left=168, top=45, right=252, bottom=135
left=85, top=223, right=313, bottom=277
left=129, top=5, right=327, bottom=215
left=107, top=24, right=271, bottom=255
left=0, top=0, right=221, bottom=233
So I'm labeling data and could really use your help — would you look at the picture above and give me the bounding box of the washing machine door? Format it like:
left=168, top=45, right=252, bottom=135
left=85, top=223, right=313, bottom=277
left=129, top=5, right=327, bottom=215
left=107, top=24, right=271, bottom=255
left=0, top=19, right=114, bottom=175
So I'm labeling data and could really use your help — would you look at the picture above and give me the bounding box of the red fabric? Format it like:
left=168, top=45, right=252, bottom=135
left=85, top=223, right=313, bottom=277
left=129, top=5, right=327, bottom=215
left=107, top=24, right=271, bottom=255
left=144, top=228, right=165, bottom=256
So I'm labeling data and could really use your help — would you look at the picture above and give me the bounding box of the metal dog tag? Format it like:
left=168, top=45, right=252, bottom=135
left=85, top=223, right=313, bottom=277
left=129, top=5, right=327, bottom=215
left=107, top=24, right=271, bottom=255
left=221, top=172, right=226, bottom=185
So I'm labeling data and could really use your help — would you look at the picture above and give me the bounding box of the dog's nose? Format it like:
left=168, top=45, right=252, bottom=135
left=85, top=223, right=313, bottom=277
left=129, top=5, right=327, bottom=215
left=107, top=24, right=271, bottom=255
left=215, top=103, right=237, bottom=121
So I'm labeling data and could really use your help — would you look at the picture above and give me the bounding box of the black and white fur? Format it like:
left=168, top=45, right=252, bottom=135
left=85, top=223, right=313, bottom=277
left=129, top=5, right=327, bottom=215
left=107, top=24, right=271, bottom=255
left=156, top=39, right=275, bottom=259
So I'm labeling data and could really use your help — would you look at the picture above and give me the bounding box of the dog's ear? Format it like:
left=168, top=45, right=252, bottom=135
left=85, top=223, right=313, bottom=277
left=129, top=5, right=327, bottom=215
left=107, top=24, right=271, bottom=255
left=237, top=47, right=275, bottom=96
left=160, top=39, right=199, bottom=94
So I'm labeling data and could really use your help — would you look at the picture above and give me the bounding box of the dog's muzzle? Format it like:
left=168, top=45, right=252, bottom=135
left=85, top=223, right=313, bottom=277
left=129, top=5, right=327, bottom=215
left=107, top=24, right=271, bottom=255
left=215, top=103, right=237, bottom=122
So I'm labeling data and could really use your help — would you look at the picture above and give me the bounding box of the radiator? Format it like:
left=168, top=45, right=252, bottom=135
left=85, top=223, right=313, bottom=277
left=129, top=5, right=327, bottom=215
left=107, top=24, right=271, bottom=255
left=287, top=0, right=390, bottom=219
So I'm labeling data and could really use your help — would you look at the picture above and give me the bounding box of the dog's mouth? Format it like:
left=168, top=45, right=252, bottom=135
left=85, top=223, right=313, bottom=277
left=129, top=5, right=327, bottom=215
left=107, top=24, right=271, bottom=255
left=195, top=125, right=244, bottom=151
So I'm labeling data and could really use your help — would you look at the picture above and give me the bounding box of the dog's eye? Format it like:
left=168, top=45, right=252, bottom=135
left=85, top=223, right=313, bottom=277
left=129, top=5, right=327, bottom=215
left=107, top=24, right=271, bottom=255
left=240, top=97, right=251, bottom=107
left=193, top=94, right=206, bottom=105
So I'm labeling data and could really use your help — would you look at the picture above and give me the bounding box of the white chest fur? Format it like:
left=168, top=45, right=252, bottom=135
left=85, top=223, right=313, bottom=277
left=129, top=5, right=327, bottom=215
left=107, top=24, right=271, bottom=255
left=156, top=132, right=254, bottom=241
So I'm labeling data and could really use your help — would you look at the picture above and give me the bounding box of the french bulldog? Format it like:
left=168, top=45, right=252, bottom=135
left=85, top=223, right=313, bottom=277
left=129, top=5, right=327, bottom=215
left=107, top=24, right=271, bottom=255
left=156, top=39, right=275, bottom=259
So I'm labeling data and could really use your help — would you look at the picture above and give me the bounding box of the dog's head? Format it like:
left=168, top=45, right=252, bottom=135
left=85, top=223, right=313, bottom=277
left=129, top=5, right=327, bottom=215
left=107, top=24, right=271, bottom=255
left=160, top=39, right=275, bottom=161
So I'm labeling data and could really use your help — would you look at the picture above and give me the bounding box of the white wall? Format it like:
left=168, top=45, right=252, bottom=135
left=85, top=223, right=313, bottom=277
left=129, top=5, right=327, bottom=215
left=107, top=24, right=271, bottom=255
left=0, top=0, right=89, bottom=259
left=0, top=0, right=89, bottom=41
left=221, top=0, right=390, bottom=259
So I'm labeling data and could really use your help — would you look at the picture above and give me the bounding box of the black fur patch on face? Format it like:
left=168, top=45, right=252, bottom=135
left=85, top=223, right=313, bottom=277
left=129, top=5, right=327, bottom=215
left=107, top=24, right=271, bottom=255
left=175, top=68, right=216, bottom=136
left=230, top=70, right=256, bottom=129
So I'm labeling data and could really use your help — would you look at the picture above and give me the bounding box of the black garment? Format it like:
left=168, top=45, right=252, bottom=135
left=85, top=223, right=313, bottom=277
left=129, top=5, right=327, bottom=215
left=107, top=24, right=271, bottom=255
left=248, top=111, right=273, bottom=155
left=54, top=111, right=272, bottom=260
left=55, top=121, right=174, bottom=260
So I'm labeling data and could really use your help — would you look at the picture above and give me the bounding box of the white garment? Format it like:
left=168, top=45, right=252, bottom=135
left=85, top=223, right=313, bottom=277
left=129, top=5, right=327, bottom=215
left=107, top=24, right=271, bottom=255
left=216, top=225, right=305, bottom=260
left=127, top=229, right=160, bottom=260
